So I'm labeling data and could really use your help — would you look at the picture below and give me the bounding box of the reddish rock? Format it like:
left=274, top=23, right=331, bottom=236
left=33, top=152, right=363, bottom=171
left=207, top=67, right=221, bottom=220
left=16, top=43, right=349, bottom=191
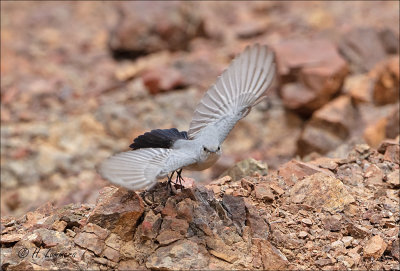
left=390, top=239, right=399, bottom=260
left=138, top=210, right=162, bottom=240
left=278, top=159, right=333, bottom=186
left=275, top=39, right=348, bottom=114
left=343, top=74, right=374, bottom=103
left=346, top=223, right=370, bottom=239
left=83, top=223, right=110, bottom=240
left=254, top=183, right=274, bottom=202
left=386, top=169, right=400, bottom=188
left=254, top=239, right=288, bottom=270
left=51, top=220, right=67, bottom=232
left=323, top=216, right=342, bottom=232
left=88, top=187, right=144, bottom=241
left=74, top=232, right=105, bottom=255
left=245, top=201, right=269, bottom=240
left=339, top=27, right=387, bottom=72
left=385, top=107, right=400, bottom=139
left=364, top=164, right=384, bottom=186
left=363, top=235, right=387, bottom=259
left=222, top=194, right=246, bottom=232
left=109, top=2, right=205, bottom=58
left=142, top=66, right=186, bottom=94
left=364, top=118, right=388, bottom=148
left=384, top=144, right=400, bottom=164
left=298, top=95, right=356, bottom=155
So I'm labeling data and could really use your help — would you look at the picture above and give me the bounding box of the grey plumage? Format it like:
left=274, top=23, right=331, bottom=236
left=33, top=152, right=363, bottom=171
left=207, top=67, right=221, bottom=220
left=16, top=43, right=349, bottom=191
left=99, top=44, right=276, bottom=190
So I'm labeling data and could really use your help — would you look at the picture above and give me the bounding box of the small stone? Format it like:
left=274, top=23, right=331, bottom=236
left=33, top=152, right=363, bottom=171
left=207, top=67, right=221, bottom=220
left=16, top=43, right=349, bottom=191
left=323, top=216, right=341, bottom=232
left=298, top=231, right=308, bottom=238
left=301, top=218, right=313, bottom=226
left=342, top=236, right=353, bottom=247
left=84, top=223, right=110, bottom=240
left=156, top=230, right=183, bottom=245
left=386, top=169, right=400, bottom=188
left=105, top=233, right=123, bottom=251
left=346, top=223, right=370, bottom=238
left=51, top=220, right=67, bottom=232
left=221, top=158, right=268, bottom=182
left=363, top=235, right=387, bottom=259
left=0, top=233, right=24, bottom=244
left=269, top=183, right=285, bottom=196
left=74, top=232, right=105, bottom=256
left=102, top=246, right=120, bottom=263
left=254, top=184, right=275, bottom=202
left=331, top=240, right=344, bottom=249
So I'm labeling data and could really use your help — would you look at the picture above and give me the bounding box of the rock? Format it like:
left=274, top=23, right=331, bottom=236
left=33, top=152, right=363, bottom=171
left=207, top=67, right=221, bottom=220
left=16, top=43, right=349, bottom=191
left=254, top=183, right=275, bottom=202
left=278, top=159, right=333, bottom=186
left=363, top=235, right=387, bottom=259
left=385, top=107, right=400, bottom=139
left=322, top=216, right=341, bottom=232
left=221, top=194, right=246, bottom=234
left=343, top=74, right=374, bottom=103
left=33, top=228, right=70, bottom=248
left=298, top=231, right=308, bottom=238
left=371, top=56, right=399, bottom=105
left=142, top=66, right=186, bottom=94
left=342, top=236, right=354, bottom=247
left=245, top=202, right=269, bottom=240
left=83, top=223, right=110, bottom=240
left=390, top=239, right=399, bottom=260
left=109, top=2, right=205, bottom=59
left=384, top=144, right=399, bottom=164
left=137, top=210, right=162, bottom=240
left=386, top=169, right=400, bottom=188
left=275, top=38, right=348, bottom=114
left=221, top=158, right=268, bottom=182
left=289, top=173, right=355, bottom=213
left=339, top=27, right=387, bottom=72
left=364, top=164, right=384, bottom=186
left=346, top=223, right=370, bottom=239
left=206, top=236, right=239, bottom=263
left=364, top=118, right=388, bottom=148
left=51, top=220, right=67, bottom=232
left=88, top=187, right=144, bottom=241
left=298, top=95, right=356, bottom=155
left=74, top=232, right=105, bottom=256
left=0, top=233, right=24, bottom=244
left=146, top=240, right=209, bottom=270
left=254, top=239, right=289, bottom=270
left=301, top=218, right=313, bottom=226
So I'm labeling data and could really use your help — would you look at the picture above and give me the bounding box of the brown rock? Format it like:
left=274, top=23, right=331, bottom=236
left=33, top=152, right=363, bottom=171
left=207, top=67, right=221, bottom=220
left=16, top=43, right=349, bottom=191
left=137, top=210, right=162, bottom=240
left=156, top=230, right=184, bottom=245
left=322, top=216, right=341, bottom=232
left=385, top=107, right=400, bottom=139
left=146, top=239, right=209, bottom=270
left=33, top=228, right=70, bottom=248
left=290, top=173, right=355, bottom=213
left=102, top=246, right=120, bottom=263
left=343, top=74, right=374, bottom=103
left=88, top=187, right=144, bottom=241
left=176, top=198, right=194, bottom=222
left=83, top=223, right=110, bottom=240
left=275, top=39, right=348, bottom=114
left=363, top=235, right=387, bottom=259
left=364, top=164, right=384, bottom=185
left=339, top=27, right=387, bottom=72
left=364, top=117, right=388, bottom=148
left=245, top=202, right=269, bottom=240
left=51, top=220, right=67, bottom=232
left=278, top=159, right=334, bottom=186
left=255, top=239, right=288, bottom=270
left=142, top=66, right=186, bottom=94
left=206, top=236, right=239, bottom=263
left=74, top=232, right=105, bottom=256
left=0, top=233, right=24, bottom=244
left=299, top=95, right=356, bottom=155
left=386, top=169, right=400, bottom=188
left=346, top=223, right=370, bottom=239
left=109, top=2, right=205, bottom=58
left=379, top=28, right=400, bottom=54
left=254, top=184, right=274, bottom=202
left=390, top=239, right=399, bottom=260
left=105, top=233, right=123, bottom=251
left=384, top=144, right=399, bottom=164
left=222, top=194, right=246, bottom=233
left=221, top=158, right=268, bottom=182
left=371, top=56, right=400, bottom=105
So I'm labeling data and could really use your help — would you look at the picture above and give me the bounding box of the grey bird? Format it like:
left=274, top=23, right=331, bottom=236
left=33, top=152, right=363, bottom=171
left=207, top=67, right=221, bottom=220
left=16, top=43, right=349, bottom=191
left=99, top=44, right=275, bottom=190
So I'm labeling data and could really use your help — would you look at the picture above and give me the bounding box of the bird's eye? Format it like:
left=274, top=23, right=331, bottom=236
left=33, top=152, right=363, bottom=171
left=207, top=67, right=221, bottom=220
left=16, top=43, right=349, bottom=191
left=217, top=146, right=220, bottom=151
left=203, top=147, right=207, bottom=151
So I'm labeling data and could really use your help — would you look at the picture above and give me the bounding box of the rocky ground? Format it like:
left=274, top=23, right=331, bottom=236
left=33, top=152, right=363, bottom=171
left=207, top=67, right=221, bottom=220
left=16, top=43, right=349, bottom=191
left=1, top=142, right=399, bottom=270
left=1, top=1, right=399, bottom=270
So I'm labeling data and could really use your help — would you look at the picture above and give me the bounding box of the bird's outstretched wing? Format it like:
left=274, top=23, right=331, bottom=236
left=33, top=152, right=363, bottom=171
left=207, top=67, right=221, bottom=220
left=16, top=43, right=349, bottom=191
left=99, top=148, right=195, bottom=190
left=187, top=44, right=275, bottom=144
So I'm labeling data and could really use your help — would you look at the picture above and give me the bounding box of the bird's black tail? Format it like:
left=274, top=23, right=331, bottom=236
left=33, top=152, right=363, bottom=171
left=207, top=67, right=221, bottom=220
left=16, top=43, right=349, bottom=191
left=130, top=128, right=188, bottom=150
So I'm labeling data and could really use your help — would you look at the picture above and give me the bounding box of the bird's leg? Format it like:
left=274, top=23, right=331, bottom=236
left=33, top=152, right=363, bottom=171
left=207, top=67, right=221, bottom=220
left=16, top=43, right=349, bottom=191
left=167, top=171, right=176, bottom=190
left=176, top=169, right=183, bottom=188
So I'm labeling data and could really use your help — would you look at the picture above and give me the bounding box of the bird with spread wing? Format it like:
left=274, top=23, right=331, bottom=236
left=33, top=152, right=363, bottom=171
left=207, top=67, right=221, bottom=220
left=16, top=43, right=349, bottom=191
left=99, top=44, right=276, bottom=190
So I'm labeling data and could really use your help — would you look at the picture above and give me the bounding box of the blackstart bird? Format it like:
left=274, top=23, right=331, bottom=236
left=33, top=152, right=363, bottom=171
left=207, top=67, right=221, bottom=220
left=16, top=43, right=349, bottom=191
left=99, top=44, right=276, bottom=190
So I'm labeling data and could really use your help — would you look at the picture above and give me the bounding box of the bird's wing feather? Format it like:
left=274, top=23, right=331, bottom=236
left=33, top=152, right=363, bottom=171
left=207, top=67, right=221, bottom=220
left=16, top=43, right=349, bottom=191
left=99, top=148, right=195, bottom=190
left=188, top=44, right=275, bottom=144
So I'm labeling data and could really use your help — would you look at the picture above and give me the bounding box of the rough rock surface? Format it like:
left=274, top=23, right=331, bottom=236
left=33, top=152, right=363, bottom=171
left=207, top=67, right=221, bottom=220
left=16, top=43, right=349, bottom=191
left=1, top=144, right=399, bottom=270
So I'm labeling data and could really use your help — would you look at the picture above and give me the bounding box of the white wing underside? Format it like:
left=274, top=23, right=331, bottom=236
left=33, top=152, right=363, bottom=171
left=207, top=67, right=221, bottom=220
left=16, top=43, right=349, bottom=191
left=99, top=148, right=195, bottom=190
left=188, top=44, right=275, bottom=144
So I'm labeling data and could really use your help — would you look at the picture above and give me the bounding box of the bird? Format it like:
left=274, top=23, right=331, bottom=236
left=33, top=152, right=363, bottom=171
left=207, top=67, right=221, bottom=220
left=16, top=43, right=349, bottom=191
left=99, top=44, right=276, bottom=190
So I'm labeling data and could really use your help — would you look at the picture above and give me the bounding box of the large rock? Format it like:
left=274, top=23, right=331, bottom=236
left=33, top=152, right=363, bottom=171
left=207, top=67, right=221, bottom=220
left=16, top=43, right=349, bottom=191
left=370, top=56, right=399, bottom=105
left=289, top=172, right=355, bottom=213
left=363, top=235, right=387, bottom=259
left=275, top=39, right=348, bottom=115
left=298, top=95, right=356, bottom=155
left=88, top=187, right=144, bottom=241
left=109, top=2, right=205, bottom=59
